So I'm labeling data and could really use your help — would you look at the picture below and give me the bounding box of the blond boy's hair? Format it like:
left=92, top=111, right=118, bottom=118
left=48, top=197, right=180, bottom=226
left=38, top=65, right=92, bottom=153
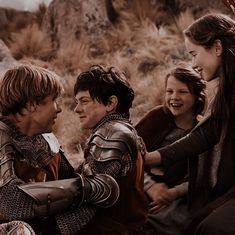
left=0, top=65, right=63, bottom=115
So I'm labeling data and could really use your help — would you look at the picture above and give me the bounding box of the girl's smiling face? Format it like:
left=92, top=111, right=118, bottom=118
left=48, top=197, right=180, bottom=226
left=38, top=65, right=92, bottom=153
left=165, top=75, right=196, bottom=120
left=185, top=37, right=222, bottom=81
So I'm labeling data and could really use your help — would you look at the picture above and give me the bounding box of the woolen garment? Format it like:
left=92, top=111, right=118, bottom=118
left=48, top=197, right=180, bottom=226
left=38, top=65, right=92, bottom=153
left=193, top=198, right=235, bottom=235
left=135, top=105, right=190, bottom=235
left=135, top=105, right=188, bottom=187
left=158, top=114, right=235, bottom=213
left=135, top=105, right=175, bottom=152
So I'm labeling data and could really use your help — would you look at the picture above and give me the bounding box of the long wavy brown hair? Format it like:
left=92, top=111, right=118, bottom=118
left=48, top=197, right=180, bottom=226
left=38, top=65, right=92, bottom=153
left=184, top=13, right=235, bottom=145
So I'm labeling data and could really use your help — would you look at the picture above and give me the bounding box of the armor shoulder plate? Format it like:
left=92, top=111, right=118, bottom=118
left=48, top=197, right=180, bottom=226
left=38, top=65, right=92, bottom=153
left=89, top=121, right=138, bottom=161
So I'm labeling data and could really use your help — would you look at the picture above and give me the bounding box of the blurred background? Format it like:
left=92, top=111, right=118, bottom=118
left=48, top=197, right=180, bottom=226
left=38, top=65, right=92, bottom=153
left=0, top=0, right=233, bottom=166
left=0, top=0, right=52, bottom=11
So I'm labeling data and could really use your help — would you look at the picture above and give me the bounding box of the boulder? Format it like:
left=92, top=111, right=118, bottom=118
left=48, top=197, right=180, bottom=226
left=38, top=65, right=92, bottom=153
left=0, top=39, right=19, bottom=77
left=42, top=0, right=111, bottom=50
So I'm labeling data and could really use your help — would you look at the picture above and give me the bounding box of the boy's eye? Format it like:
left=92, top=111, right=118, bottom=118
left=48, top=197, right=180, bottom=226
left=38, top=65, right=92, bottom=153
left=166, top=90, right=173, bottom=93
left=180, top=90, right=189, bottom=94
left=80, top=98, right=92, bottom=105
left=81, top=100, right=89, bottom=104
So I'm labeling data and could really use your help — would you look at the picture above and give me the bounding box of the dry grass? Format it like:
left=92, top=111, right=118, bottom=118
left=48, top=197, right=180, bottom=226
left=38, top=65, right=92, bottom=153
left=9, top=9, right=174, bottom=157
left=33, top=3, right=47, bottom=27
left=0, top=8, right=35, bottom=44
left=100, top=21, right=134, bottom=54
left=115, top=0, right=170, bottom=27
left=52, top=73, right=89, bottom=167
left=52, top=41, right=88, bottom=75
left=174, top=8, right=195, bottom=35
left=10, top=24, right=52, bottom=60
left=54, top=103, right=87, bottom=167
left=5, top=1, right=228, bottom=157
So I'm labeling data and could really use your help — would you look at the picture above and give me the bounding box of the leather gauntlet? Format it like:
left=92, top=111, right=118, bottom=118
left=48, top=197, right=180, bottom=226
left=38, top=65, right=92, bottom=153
left=18, top=177, right=82, bottom=217
left=18, top=174, right=119, bottom=217
left=82, top=174, right=119, bottom=208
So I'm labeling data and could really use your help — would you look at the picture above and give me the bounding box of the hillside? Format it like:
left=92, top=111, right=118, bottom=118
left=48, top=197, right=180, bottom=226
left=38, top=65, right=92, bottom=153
left=0, top=0, right=232, bottom=166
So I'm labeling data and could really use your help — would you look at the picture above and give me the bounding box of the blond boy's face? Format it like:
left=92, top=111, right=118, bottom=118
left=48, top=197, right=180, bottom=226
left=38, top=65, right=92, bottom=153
left=31, top=95, right=62, bottom=135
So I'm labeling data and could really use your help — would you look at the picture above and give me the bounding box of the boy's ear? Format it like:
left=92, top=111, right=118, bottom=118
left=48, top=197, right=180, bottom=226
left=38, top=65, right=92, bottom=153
left=25, top=102, right=37, bottom=113
left=214, top=39, right=223, bottom=56
left=106, top=95, right=118, bottom=113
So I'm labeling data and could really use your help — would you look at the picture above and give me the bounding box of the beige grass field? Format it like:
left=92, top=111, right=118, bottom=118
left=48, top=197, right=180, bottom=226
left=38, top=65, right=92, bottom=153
left=1, top=0, right=232, bottom=167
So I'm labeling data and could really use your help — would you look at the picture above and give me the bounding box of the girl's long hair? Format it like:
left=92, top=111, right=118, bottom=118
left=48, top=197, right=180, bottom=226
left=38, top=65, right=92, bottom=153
left=184, top=13, right=235, bottom=145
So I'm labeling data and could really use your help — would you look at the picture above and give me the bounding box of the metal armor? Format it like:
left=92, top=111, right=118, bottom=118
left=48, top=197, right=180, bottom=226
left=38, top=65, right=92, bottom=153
left=0, top=121, right=16, bottom=187
left=0, top=122, right=119, bottom=218
left=18, top=173, right=119, bottom=217
left=0, top=220, right=36, bottom=235
left=88, top=120, right=138, bottom=163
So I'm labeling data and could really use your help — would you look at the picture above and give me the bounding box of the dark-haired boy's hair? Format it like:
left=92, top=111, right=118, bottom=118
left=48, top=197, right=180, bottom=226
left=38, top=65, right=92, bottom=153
left=74, top=65, right=135, bottom=118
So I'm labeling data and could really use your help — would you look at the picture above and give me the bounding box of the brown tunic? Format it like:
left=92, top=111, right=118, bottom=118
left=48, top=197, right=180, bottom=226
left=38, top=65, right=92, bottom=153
left=14, top=153, right=61, bottom=182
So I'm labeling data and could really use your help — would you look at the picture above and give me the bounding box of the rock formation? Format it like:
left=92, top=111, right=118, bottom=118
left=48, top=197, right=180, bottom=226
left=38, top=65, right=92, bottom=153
left=42, top=0, right=112, bottom=50
left=0, top=39, right=19, bottom=76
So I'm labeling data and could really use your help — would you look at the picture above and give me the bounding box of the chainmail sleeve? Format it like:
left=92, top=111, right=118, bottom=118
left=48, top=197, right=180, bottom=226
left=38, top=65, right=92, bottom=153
left=0, top=131, right=90, bottom=222
left=58, top=151, right=78, bottom=179
left=0, top=129, right=36, bottom=221
left=87, top=156, right=126, bottom=178
left=55, top=158, right=123, bottom=235
left=56, top=204, right=96, bottom=235
left=0, top=123, right=120, bottom=233
left=0, top=179, right=35, bottom=220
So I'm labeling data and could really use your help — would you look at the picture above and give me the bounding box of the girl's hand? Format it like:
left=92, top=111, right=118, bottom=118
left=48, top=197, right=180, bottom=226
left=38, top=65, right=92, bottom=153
left=147, top=184, right=179, bottom=214
left=144, top=151, right=162, bottom=166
